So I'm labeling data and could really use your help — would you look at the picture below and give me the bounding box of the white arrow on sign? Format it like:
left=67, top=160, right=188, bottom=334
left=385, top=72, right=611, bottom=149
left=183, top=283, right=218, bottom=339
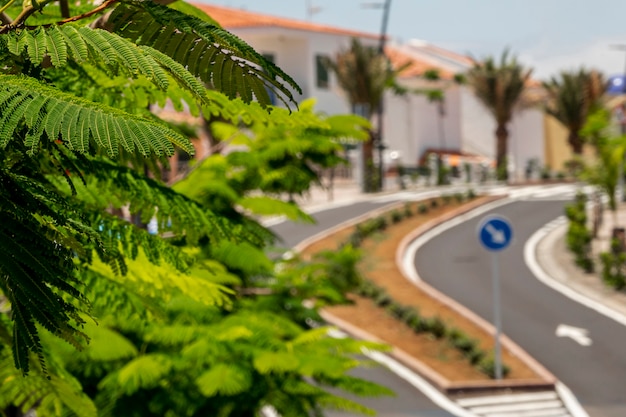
left=485, top=223, right=506, bottom=244
left=556, top=324, right=592, bottom=346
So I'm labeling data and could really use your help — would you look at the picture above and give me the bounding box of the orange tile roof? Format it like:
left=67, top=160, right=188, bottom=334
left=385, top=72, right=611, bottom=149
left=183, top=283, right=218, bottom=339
left=417, top=43, right=474, bottom=67
left=192, top=3, right=380, bottom=40
left=386, top=46, right=456, bottom=80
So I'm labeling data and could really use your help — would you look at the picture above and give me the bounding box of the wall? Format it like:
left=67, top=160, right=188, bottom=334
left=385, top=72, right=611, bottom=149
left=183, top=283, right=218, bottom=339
left=383, top=80, right=463, bottom=168
left=509, top=109, right=545, bottom=181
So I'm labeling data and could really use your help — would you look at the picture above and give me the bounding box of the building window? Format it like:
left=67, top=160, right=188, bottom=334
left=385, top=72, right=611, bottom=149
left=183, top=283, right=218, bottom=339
left=315, top=54, right=330, bottom=89
left=262, top=53, right=277, bottom=105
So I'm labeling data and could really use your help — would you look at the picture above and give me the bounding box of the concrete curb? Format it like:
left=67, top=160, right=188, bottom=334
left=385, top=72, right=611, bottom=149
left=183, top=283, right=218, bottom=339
left=299, top=194, right=557, bottom=394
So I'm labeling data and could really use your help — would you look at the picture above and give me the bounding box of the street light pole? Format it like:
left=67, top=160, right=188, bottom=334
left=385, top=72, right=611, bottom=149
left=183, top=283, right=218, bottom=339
left=371, top=0, right=391, bottom=191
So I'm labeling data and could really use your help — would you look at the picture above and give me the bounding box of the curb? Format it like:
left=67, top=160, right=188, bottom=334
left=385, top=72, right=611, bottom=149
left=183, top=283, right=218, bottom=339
left=299, top=194, right=557, bottom=394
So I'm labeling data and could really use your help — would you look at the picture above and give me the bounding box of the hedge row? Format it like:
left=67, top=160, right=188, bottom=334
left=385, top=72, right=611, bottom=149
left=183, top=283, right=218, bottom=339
left=354, top=279, right=509, bottom=378
left=341, top=190, right=509, bottom=379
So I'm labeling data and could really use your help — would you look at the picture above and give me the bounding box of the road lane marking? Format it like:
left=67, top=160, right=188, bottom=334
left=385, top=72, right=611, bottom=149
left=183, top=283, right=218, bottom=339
left=556, top=324, right=592, bottom=346
left=456, top=392, right=558, bottom=407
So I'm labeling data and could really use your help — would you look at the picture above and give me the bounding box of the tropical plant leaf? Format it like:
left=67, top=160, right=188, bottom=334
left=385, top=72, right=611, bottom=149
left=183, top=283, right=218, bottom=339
left=196, top=363, right=252, bottom=396
left=0, top=74, right=193, bottom=157
left=108, top=0, right=301, bottom=109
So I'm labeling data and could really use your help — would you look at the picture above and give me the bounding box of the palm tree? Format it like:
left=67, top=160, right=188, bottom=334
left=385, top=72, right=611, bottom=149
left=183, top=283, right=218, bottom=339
left=326, top=38, right=391, bottom=192
left=466, top=50, right=532, bottom=181
left=543, top=68, right=605, bottom=155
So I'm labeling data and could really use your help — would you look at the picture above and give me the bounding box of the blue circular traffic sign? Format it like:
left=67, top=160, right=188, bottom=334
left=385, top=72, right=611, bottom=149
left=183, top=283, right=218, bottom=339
left=477, top=215, right=513, bottom=251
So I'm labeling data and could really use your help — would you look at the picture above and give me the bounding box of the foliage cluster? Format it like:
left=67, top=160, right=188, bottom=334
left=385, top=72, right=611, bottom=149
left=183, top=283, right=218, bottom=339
left=599, top=238, right=626, bottom=290
left=565, top=192, right=594, bottom=273
left=0, top=0, right=393, bottom=415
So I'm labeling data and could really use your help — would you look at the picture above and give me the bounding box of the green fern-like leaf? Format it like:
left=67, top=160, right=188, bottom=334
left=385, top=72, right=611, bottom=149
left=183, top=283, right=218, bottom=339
left=108, top=1, right=302, bottom=109
left=2, top=25, right=214, bottom=106
left=196, top=363, right=252, bottom=396
left=0, top=74, right=193, bottom=157
left=99, top=354, right=173, bottom=396
left=0, top=356, right=98, bottom=417
left=253, top=351, right=300, bottom=374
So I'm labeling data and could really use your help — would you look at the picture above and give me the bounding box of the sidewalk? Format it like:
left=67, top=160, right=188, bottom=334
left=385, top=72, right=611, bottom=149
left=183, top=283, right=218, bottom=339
left=536, top=209, right=626, bottom=319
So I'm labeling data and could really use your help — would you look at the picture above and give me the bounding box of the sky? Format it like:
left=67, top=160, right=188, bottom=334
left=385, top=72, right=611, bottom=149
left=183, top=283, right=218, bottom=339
left=197, top=0, right=626, bottom=80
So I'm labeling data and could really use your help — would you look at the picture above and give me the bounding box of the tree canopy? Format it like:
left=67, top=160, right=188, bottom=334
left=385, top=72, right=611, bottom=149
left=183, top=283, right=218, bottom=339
left=466, top=50, right=532, bottom=181
left=0, top=1, right=390, bottom=416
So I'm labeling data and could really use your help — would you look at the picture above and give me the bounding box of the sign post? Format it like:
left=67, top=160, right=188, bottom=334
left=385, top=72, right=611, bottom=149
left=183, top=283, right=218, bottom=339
left=477, top=215, right=513, bottom=379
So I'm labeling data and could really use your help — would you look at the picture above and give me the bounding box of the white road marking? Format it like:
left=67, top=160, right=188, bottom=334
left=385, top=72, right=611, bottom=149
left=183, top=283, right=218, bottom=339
left=556, top=324, right=592, bottom=346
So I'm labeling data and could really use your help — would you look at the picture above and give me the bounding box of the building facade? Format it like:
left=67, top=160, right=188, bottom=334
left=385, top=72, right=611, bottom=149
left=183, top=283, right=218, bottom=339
left=193, top=3, right=556, bottom=182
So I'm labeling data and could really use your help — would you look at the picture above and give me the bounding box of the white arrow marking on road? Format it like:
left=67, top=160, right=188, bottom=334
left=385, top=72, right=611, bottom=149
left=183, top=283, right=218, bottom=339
left=485, top=223, right=506, bottom=244
left=556, top=324, right=592, bottom=346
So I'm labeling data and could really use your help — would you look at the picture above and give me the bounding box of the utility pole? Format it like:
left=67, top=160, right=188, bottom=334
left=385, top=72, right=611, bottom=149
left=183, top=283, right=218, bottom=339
left=364, top=0, right=392, bottom=191
left=306, top=0, right=322, bottom=21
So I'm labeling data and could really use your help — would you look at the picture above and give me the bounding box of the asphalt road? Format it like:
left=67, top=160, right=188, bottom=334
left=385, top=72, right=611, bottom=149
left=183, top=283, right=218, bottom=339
left=271, top=198, right=457, bottom=417
left=414, top=199, right=626, bottom=417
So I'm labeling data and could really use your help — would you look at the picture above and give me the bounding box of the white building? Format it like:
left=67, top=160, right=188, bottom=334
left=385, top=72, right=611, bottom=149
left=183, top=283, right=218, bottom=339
left=193, top=3, right=547, bottom=182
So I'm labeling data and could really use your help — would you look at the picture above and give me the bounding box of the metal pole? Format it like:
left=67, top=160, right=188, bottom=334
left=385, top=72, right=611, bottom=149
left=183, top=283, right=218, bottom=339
left=492, top=252, right=503, bottom=379
left=375, top=0, right=391, bottom=191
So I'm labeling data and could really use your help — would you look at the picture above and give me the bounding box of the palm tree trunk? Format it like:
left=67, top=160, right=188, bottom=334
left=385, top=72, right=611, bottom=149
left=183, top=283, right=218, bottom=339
left=495, top=124, right=509, bottom=181
left=362, top=131, right=375, bottom=192
left=568, top=131, right=584, bottom=154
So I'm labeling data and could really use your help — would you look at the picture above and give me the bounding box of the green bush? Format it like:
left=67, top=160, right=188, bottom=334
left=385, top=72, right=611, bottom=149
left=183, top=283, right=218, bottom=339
left=467, top=188, right=476, bottom=200
left=430, top=199, right=439, bottom=208
left=424, top=317, right=446, bottom=339
left=390, top=210, right=404, bottom=224
left=374, top=292, right=393, bottom=307
left=451, top=334, right=478, bottom=354
left=404, top=202, right=413, bottom=217
left=467, top=350, right=485, bottom=365
left=315, top=244, right=363, bottom=293
left=564, top=193, right=594, bottom=273
left=478, top=357, right=511, bottom=379
left=600, top=239, right=626, bottom=290
left=347, top=232, right=363, bottom=248
left=418, top=203, right=428, bottom=214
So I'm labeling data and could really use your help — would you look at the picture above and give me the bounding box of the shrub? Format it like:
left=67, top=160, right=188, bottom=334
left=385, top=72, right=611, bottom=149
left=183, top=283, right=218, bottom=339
left=430, top=199, right=439, bottom=208
left=424, top=317, right=446, bottom=339
left=600, top=240, right=626, bottom=290
left=390, top=210, right=403, bottom=224
left=315, top=244, right=363, bottom=293
left=374, top=292, right=393, bottom=307
left=453, top=192, right=465, bottom=203
left=467, top=350, right=485, bottom=365
left=418, top=203, right=428, bottom=214
left=347, top=232, right=363, bottom=248
left=565, top=193, right=594, bottom=273
left=387, top=302, right=405, bottom=319
left=467, top=188, right=477, bottom=200
left=404, top=202, right=413, bottom=217
left=478, top=357, right=511, bottom=379
left=403, top=310, right=422, bottom=328
left=451, top=334, right=478, bottom=354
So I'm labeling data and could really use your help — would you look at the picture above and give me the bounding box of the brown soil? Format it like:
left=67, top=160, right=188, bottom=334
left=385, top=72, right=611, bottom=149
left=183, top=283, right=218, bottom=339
left=301, top=197, right=541, bottom=382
